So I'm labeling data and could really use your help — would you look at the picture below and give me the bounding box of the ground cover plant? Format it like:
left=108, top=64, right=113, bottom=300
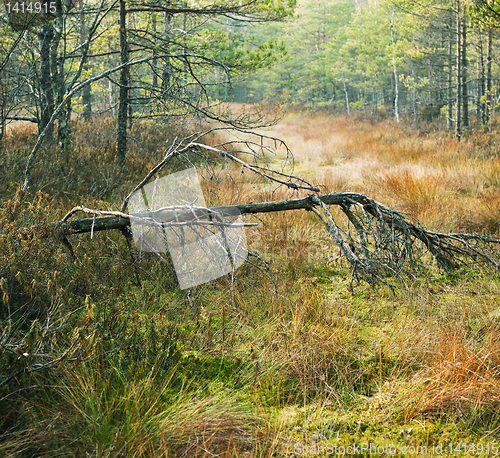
left=1, top=110, right=500, bottom=457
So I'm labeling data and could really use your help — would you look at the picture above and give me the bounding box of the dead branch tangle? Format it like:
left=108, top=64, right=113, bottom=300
left=10, top=128, right=500, bottom=288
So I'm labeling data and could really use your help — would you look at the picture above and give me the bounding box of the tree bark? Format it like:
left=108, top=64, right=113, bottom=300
left=18, top=194, right=370, bottom=239
left=5, top=116, right=38, bottom=122
left=16, top=192, right=500, bottom=281
left=486, top=27, right=492, bottom=125
left=80, top=0, right=92, bottom=121
left=39, top=23, right=55, bottom=142
left=51, top=0, right=72, bottom=154
left=161, top=8, right=172, bottom=95
left=447, top=18, right=453, bottom=132
left=116, top=0, right=129, bottom=163
left=0, top=77, right=4, bottom=153
left=455, top=1, right=462, bottom=139
left=461, top=14, right=469, bottom=129
left=390, top=8, right=399, bottom=123
left=477, top=27, right=484, bottom=126
left=342, top=71, right=349, bottom=114
left=412, top=67, right=417, bottom=127
left=438, top=24, right=445, bottom=110
left=152, top=13, right=158, bottom=90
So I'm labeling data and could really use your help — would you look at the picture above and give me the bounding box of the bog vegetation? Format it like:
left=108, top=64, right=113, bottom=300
left=1, top=111, right=500, bottom=456
left=2, top=0, right=500, bottom=456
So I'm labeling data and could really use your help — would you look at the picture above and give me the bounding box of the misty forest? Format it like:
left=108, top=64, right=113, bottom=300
left=2, top=0, right=500, bottom=455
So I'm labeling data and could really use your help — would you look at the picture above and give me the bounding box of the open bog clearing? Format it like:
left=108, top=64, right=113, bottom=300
left=253, top=112, right=500, bottom=233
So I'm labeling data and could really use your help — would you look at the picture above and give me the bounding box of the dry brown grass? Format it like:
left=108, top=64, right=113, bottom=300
left=255, top=111, right=500, bottom=235
left=392, top=328, right=500, bottom=424
left=218, top=111, right=500, bottom=442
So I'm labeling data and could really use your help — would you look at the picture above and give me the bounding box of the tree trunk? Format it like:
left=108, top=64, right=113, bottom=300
left=183, top=12, right=188, bottom=96
left=390, top=8, right=399, bottom=123
left=342, top=71, right=350, bottom=114
left=117, top=0, right=129, bottom=164
left=39, top=23, right=54, bottom=142
left=455, top=1, right=461, bottom=139
left=50, top=0, right=70, bottom=153
left=49, top=0, right=72, bottom=154
left=161, top=9, right=172, bottom=95
left=0, top=78, right=4, bottom=154
left=447, top=18, right=453, bottom=132
left=109, top=79, right=115, bottom=116
left=128, top=88, right=133, bottom=129
left=80, top=0, right=92, bottom=121
left=486, top=27, right=492, bottom=125
left=372, top=88, right=378, bottom=117
left=438, top=25, right=445, bottom=110
left=152, top=14, right=158, bottom=90
left=477, top=27, right=484, bottom=126
left=18, top=192, right=500, bottom=283
left=461, top=14, right=469, bottom=129
left=412, top=67, right=417, bottom=128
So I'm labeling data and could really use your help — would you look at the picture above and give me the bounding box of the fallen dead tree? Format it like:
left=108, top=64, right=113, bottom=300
left=16, top=192, right=500, bottom=286
left=12, top=128, right=500, bottom=288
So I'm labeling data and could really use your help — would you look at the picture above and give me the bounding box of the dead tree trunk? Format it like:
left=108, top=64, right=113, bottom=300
left=17, top=194, right=500, bottom=288
left=15, top=131, right=500, bottom=289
